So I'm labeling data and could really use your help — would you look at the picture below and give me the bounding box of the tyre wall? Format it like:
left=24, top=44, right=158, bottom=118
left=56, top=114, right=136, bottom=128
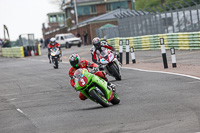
left=2, top=44, right=41, bottom=58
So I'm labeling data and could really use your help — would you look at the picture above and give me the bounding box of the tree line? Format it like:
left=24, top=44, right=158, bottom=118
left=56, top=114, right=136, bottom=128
left=135, top=0, right=200, bottom=11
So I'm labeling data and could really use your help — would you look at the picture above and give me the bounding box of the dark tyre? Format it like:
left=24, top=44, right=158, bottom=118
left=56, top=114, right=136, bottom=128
left=65, top=43, right=71, bottom=48
left=109, top=63, right=121, bottom=80
left=89, top=89, right=109, bottom=107
left=77, top=43, right=81, bottom=47
left=65, top=43, right=69, bottom=48
left=111, top=92, right=120, bottom=105
left=54, top=58, right=58, bottom=69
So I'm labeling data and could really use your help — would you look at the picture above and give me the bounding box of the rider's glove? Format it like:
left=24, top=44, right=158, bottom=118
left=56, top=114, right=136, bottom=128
left=70, top=76, right=75, bottom=80
left=100, top=41, right=107, bottom=46
left=92, top=67, right=98, bottom=72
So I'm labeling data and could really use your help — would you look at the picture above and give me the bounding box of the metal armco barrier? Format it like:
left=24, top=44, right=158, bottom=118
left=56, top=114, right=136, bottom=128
left=160, top=38, right=168, bottom=69
left=106, top=32, right=200, bottom=51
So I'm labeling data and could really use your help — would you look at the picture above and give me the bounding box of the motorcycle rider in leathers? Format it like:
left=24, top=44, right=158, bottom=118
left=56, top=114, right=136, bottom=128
left=90, top=37, right=120, bottom=70
left=48, top=37, right=62, bottom=63
left=68, top=53, right=115, bottom=100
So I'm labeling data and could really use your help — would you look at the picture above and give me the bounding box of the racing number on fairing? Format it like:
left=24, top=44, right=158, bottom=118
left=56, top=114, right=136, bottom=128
left=78, top=76, right=88, bottom=87
left=80, top=79, right=85, bottom=85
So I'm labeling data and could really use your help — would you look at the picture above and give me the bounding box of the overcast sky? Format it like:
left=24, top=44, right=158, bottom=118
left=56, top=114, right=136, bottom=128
left=0, top=0, right=60, bottom=41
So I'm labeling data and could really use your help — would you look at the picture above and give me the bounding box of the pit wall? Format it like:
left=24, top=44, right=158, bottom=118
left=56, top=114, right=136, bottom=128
left=106, top=32, right=200, bottom=51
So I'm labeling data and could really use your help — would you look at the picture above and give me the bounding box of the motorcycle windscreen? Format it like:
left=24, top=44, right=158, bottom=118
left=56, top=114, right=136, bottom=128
left=108, top=53, right=114, bottom=62
left=74, top=69, right=88, bottom=87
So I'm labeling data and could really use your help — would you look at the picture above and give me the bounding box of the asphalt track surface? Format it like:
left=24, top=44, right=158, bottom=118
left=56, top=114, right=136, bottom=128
left=0, top=46, right=200, bottom=133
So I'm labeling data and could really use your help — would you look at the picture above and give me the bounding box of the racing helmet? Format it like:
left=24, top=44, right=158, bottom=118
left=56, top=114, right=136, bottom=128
left=69, top=54, right=81, bottom=68
left=50, top=37, right=56, bottom=46
left=92, top=37, right=101, bottom=49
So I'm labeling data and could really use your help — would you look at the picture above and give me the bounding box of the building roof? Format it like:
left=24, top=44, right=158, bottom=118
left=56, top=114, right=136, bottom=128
left=77, top=8, right=130, bottom=27
left=100, top=24, right=117, bottom=29
left=47, top=12, right=65, bottom=16
left=76, top=0, right=103, bottom=4
left=64, top=0, right=130, bottom=7
left=76, top=0, right=129, bottom=4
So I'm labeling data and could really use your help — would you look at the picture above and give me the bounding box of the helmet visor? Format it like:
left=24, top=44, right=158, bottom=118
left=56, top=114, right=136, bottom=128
left=94, top=42, right=101, bottom=49
left=70, top=57, right=79, bottom=67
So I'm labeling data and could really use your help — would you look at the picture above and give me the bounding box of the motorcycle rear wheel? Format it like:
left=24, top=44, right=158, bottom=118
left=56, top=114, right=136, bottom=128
left=89, top=89, right=109, bottom=107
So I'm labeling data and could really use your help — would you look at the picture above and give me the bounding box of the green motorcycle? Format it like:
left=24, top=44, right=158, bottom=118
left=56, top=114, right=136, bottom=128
left=74, top=68, right=120, bottom=107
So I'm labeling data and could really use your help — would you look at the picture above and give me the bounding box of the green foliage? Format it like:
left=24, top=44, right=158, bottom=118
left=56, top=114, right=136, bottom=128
left=135, top=0, right=200, bottom=12
left=135, top=0, right=161, bottom=10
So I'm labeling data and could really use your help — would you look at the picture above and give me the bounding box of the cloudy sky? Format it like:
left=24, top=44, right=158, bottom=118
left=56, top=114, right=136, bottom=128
left=0, top=0, right=61, bottom=41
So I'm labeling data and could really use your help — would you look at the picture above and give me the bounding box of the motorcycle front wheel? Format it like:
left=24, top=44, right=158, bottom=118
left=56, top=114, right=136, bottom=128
left=109, top=62, right=121, bottom=80
left=89, top=89, right=109, bottom=107
left=54, top=58, right=59, bottom=69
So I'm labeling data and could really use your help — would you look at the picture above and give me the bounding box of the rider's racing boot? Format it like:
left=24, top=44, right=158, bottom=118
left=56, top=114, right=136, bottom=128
left=59, top=54, right=62, bottom=62
left=107, top=82, right=116, bottom=92
left=99, top=64, right=104, bottom=71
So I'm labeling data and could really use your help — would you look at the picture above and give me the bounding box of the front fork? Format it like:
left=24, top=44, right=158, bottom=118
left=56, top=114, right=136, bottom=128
left=113, top=58, right=121, bottom=74
left=50, top=56, right=53, bottom=63
left=50, top=56, right=60, bottom=66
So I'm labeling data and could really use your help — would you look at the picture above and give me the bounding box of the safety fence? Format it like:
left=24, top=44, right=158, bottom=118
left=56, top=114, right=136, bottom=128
left=96, top=26, right=119, bottom=39
left=115, top=2, right=200, bottom=38
left=2, top=44, right=41, bottom=58
left=106, top=31, right=200, bottom=51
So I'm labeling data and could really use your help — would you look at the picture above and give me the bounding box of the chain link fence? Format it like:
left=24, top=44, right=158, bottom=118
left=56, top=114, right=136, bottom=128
left=117, top=5, right=200, bottom=37
left=96, top=26, right=119, bottom=39
left=97, top=1, right=200, bottom=38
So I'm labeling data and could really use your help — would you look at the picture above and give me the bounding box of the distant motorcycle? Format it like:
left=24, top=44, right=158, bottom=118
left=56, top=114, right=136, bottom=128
left=98, top=49, right=122, bottom=80
left=74, top=68, right=120, bottom=107
left=50, top=47, right=61, bottom=69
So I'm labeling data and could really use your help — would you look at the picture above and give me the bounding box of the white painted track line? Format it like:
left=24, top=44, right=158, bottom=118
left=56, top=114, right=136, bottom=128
left=123, top=67, right=200, bottom=80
